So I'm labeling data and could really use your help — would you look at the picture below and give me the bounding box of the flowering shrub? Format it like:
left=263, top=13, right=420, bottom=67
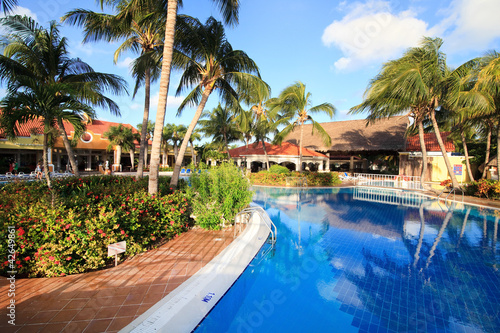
left=440, top=179, right=452, bottom=187
left=463, top=179, right=499, bottom=199
left=188, top=163, right=253, bottom=230
left=249, top=171, right=341, bottom=187
left=0, top=176, right=191, bottom=277
left=268, top=165, right=291, bottom=175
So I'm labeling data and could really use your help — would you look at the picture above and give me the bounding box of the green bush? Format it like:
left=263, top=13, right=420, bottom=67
left=0, top=176, right=191, bottom=277
left=269, top=165, right=290, bottom=175
left=249, top=171, right=341, bottom=187
left=188, top=162, right=253, bottom=230
left=464, top=179, right=500, bottom=199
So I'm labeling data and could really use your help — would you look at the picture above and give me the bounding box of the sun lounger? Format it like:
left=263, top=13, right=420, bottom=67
left=180, top=168, right=186, bottom=174
left=339, top=172, right=356, bottom=181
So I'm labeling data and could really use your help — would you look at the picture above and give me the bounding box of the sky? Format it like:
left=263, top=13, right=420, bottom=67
left=3, top=0, right=500, bottom=138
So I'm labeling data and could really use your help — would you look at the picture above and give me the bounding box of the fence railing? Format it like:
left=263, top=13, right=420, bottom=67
left=353, top=187, right=425, bottom=207
left=354, top=173, right=424, bottom=191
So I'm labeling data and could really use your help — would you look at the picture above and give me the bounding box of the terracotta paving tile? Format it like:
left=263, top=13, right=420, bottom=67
left=0, top=228, right=236, bottom=332
left=82, top=318, right=110, bottom=333
left=61, top=320, right=92, bottom=333
left=93, top=306, right=121, bottom=320
left=106, top=316, right=135, bottom=332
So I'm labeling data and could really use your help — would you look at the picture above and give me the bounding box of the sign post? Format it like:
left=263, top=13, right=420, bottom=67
left=108, top=241, right=126, bottom=267
left=453, top=164, right=463, bottom=184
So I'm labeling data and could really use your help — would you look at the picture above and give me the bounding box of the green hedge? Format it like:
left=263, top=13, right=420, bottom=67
left=249, top=171, right=341, bottom=187
left=0, top=176, right=191, bottom=277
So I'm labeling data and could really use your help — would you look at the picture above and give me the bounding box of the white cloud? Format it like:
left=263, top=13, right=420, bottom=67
left=150, top=92, right=185, bottom=111
left=322, top=1, right=436, bottom=71
left=117, top=57, right=134, bottom=69
left=0, top=6, right=37, bottom=20
left=445, top=0, right=500, bottom=51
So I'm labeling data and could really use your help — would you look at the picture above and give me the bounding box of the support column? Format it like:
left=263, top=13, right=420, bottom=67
left=326, top=153, right=330, bottom=171
left=349, top=156, right=354, bottom=172
left=47, top=147, right=54, bottom=172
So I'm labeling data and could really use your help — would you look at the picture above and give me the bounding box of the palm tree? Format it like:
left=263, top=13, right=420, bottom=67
left=199, top=104, right=240, bottom=159
left=351, top=38, right=464, bottom=189
left=270, top=81, right=336, bottom=172
left=168, top=16, right=265, bottom=187
left=473, top=51, right=500, bottom=172
left=63, top=0, right=165, bottom=179
left=137, top=120, right=154, bottom=167
left=104, top=124, right=136, bottom=170
left=0, top=16, right=127, bottom=185
left=130, top=0, right=241, bottom=194
left=187, top=128, right=201, bottom=166
left=0, top=0, right=17, bottom=14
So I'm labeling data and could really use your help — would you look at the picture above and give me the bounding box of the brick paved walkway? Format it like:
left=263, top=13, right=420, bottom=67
left=0, top=228, right=235, bottom=333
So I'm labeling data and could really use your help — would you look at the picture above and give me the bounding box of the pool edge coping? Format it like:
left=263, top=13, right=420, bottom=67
left=119, top=212, right=270, bottom=333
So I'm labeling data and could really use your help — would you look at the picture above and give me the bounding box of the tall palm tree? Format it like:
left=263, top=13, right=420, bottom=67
left=473, top=51, right=500, bottom=172
left=351, top=37, right=464, bottom=189
left=104, top=124, right=136, bottom=170
left=0, top=16, right=127, bottom=185
left=126, top=0, right=241, bottom=194
left=199, top=104, right=240, bottom=159
left=137, top=120, right=154, bottom=167
left=271, top=81, right=336, bottom=172
left=63, top=0, right=165, bottom=179
left=168, top=16, right=265, bottom=187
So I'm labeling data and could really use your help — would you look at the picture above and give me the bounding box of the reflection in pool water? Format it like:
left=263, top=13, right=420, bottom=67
left=195, top=187, right=500, bottom=333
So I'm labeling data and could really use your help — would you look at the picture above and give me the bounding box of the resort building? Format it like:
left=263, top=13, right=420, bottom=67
left=228, top=141, right=329, bottom=172
left=0, top=117, right=194, bottom=173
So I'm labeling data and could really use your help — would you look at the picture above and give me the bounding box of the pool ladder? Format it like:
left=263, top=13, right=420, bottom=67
left=234, top=206, right=277, bottom=245
left=437, top=186, right=464, bottom=203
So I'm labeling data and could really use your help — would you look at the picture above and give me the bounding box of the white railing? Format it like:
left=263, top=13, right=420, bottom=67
left=234, top=206, right=277, bottom=244
left=354, top=173, right=424, bottom=190
left=353, top=187, right=425, bottom=208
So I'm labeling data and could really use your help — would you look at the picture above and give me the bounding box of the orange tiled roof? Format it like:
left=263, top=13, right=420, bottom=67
left=406, top=132, right=455, bottom=152
left=229, top=142, right=327, bottom=158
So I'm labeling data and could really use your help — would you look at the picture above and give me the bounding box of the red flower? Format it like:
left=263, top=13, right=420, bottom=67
left=24, top=256, right=30, bottom=261
left=120, top=230, right=125, bottom=235
left=66, top=256, right=72, bottom=261
left=49, top=256, right=54, bottom=261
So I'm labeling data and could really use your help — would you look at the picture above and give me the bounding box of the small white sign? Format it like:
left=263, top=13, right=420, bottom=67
left=108, top=241, right=126, bottom=257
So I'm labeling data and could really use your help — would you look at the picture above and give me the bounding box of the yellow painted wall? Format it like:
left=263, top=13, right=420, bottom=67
left=0, top=135, right=44, bottom=150
left=429, top=156, right=471, bottom=183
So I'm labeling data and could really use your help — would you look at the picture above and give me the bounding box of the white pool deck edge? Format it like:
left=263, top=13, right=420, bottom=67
left=120, top=212, right=270, bottom=333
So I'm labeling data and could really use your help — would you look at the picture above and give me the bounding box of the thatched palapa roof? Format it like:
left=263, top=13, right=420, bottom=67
left=284, top=116, right=409, bottom=152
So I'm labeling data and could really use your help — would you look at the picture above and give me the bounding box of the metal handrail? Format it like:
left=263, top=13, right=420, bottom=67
left=234, top=206, right=277, bottom=244
left=437, top=186, right=464, bottom=203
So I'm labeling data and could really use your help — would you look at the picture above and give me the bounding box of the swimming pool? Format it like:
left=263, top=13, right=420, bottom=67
left=195, top=187, right=500, bottom=333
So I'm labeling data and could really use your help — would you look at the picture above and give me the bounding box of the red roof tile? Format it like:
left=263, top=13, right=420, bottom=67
left=229, top=142, right=327, bottom=158
left=406, top=132, right=455, bottom=152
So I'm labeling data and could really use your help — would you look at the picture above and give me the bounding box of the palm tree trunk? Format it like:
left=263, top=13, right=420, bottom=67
left=190, top=141, right=197, bottom=166
left=460, top=127, right=474, bottom=182
left=429, top=109, right=460, bottom=188
left=57, top=118, right=79, bottom=177
left=425, top=210, right=452, bottom=270
left=413, top=202, right=426, bottom=268
left=116, top=145, right=122, bottom=168
left=148, top=0, right=179, bottom=194
left=130, top=149, right=135, bottom=170
left=42, top=132, right=51, bottom=189
left=482, top=124, right=492, bottom=179
left=171, top=86, right=213, bottom=186
left=417, top=118, right=428, bottom=189
left=262, top=139, right=270, bottom=170
left=224, top=132, right=230, bottom=159
left=298, top=123, right=304, bottom=172
left=136, top=68, right=151, bottom=179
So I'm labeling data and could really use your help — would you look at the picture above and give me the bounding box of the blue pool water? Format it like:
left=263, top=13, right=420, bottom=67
left=195, top=187, right=500, bottom=333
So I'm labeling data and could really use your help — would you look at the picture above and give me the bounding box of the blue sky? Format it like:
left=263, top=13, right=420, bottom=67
left=4, top=0, right=500, bottom=135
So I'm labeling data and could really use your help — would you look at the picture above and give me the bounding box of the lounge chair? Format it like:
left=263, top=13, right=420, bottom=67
left=180, top=168, right=186, bottom=174
left=339, top=172, right=356, bottom=181
left=186, top=169, right=191, bottom=174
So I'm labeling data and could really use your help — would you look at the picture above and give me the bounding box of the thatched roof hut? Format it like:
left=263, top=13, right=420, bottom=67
left=284, top=116, right=409, bottom=153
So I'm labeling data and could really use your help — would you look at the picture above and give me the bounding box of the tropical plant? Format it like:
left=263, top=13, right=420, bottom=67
left=63, top=0, right=166, bottom=179
left=144, top=0, right=241, bottom=194
left=104, top=124, right=137, bottom=170
left=0, top=0, right=17, bottom=14
left=168, top=16, right=265, bottom=187
left=270, top=81, right=336, bottom=172
left=137, top=120, right=155, bottom=167
left=0, top=16, right=127, bottom=186
left=351, top=37, right=465, bottom=189
left=199, top=104, right=240, bottom=158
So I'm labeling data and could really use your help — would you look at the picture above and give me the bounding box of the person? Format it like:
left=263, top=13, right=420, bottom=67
left=13, top=161, right=19, bottom=174
left=8, top=161, right=13, bottom=173
left=35, top=163, right=42, bottom=180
